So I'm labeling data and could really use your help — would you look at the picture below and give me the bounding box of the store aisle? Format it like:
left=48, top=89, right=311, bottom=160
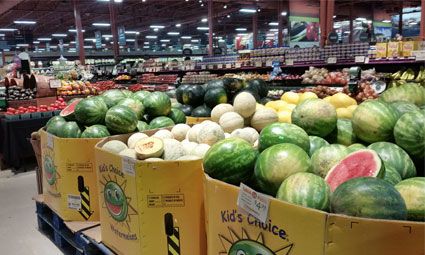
left=0, top=171, right=63, bottom=255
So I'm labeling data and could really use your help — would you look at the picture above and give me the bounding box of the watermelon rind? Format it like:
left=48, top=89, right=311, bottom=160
left=204, top=87, right=228, bottom=109
left=46, top=116, right=65, bottom=128
left=105, top=105, right=138, bottom=134
left=326, top=118, right=357, bottom=146
left=101, top=89, right=127, bottom=108
left=380, top=84, right=425, bottom=106
left=346, top=143, right=366, bottom=153
left=383, top=165, right=402, bottom=185
left=132, top=90, right=151, bottom=103
left=46, top=119, right=66, bottom=136
left=259, top=123, right=310, bottom=153
left=311, top=144, right=348, bottom=178
left=395, top=177, right=425, bottom=221
left=330, top=177, right=407, bottom=220
left=308, top=136, right=329, bottom=157
left=60, top=98, right=82, bottom=121
left=393, top=110, right=425, bottom=158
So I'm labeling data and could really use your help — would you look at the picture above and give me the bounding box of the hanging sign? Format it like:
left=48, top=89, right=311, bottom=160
left=118, top=26, right=126, bottom=46
left=95, top=31, right=102, bottom=49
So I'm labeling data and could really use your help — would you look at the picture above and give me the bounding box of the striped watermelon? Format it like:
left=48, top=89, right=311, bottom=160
left=394, top=110, right=425, bottom=158
left=254, top=143, right=312, bottom=195
left=331, top=177, right=407, bottom=220
left=380, top=83, right=425, bottom=106
left=352, top=100, right=398, bottom=143
left=383, top=165, right=402, bottom=185
left=137, top=121, right=149, bottom=132
left=168, top=108, right=186, bottom=124
left=132, top=90, right=150, bottom=103
left=142, top=92, right=172, bottom=117
left=395, top=177, right=425, bottom=221
left=58, top=121, right=81, bottom=138
left=101, top=89, right=127, bottom=108
left=81, top=125, right=110, bottom=138
left=105, top=105, right=138, bottom=134
left=74, top=97, right=108, bottom=125
left=203, top=138, right=258, bottom=185
left=311, top=144, right=348, bottom=178
left=390, top=101, right=420, bottom=117
left=276, top=172, right=330, bottom=211
left=258, top=123, right=310, bottom=153
left=291, top=98, right=337, bottom=137
left=368, top=142, right=416, bottom=179
left=117, top=98, right=144, bottom=120
left=347, top=143, right=366, bottom=153
left=149, top=116, right=175, bottom=129
left=326, top=118, right=357, bottom=146
left=308, top=136, right=329, bottom=157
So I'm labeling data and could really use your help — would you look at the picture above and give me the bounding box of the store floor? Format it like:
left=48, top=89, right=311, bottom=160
left=0, top=170, right=63, bottom=255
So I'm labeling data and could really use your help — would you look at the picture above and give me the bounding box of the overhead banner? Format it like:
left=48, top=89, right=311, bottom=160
left=46, top=42, right=50, bottom=52
left=289, top=16, right=320, bottom=48
left=118, top=26, right=126, bottom=46
left=95, top=31, right=102, bottom=49
left=59, top=39, right=64, bottom=54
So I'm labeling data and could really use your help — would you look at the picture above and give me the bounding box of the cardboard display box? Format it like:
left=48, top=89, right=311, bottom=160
left=95, top=132, right=206, bottom=255
left=204, top=175, right=425, bottom=255
left=40, top=129, right=102, bottom=221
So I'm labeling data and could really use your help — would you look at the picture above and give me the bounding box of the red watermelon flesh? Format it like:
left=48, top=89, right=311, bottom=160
left=325, top=149, right=383, bottom=192
left=60, top=98, right=82, bottom=120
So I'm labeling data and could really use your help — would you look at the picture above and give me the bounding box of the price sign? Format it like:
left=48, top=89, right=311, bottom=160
left=225, top=63, right=232, bottom=69
left=207, top=64, right=214, bottom=70
left=266, top=60, right=273, bottom=67
left=355, top=56, right=365, bottom=63
left=201, top=65, right=206, bottom=70
left=237, top=183, right=270, bottom=223
left=122, top=157, right=136, bottom=177
left=47, top=133, right=54, bottom=149
left=235, top=62, right=242, bottom=68
left=49, top=79, right=61, bottom=88
left=365, top=57, right=370, bottom=64
left=217, top=64, right=223, bottom=69
left=255, top=61, right=262, bottom=67
left=327, top=57, right=337, bottom=64
left=285, top=59, right=294, bottom=66
left=413, top=51, right=425, bottom=61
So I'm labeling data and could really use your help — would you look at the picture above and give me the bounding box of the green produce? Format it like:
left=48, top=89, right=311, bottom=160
left=308, top=136, right=329, bottom=157
left=380, top=83, right=425, bottom=106
left=74, top=97, right=108, bottom=126
left=206, top=79, right=225, bottom=91
left=121, top=90, right=133, bottom=97
left=81, top=125, right=110, bottom=138
left=182, top=85, right=205, bottom=106
left=46, top=116, right=65, bottom=127
left=346, top=143, right=366, bottom=153
left=168, top=108, right=186, bottom=124
left=276, top=172, right=330, bottom=211
left=105, top=105, right=138, bottom=134
left=204, top=87, right=228, bottom=108
left=258, top=123, right=310, bottom=153
left=291, top=98, right=337, bottom=137
left=311, top=144, right=348, bottom=178
left=101, top=89, right=127, bottom=108
left=117, top=98, right=144, bottom=120
left=142, top=91, right=172, bottom=117
left=46, top=119, right=66, bottom=136
left=395, top=177, right=425, bottom=221
left=176, top=84, right=190, bottom=104
left=149, top=116, right=175, bottom=129
left=223, top=78, right=244, bottom=93
left=394, top=110, right=425, bottom=158
left=137, top=121, right=149, bottom=132
left=352, top=100, right=398, bottom=143
left=60, top=98, right=82, bottom=121
left=247, top=79, right=268, bottom=98
left=180, top=104, right=193, bottom=116
left=58, top=121, right=81, bottom=138
left=254, top=143, right=312, bottom=195
left=368, top=142, right=416, bottom=179
left=326, top=118, right=357, bottom=146
left=191, top=105, right=211, bottom=117
left=331, top=177, right=407, bottom=220
left=132, top=90, right=150, bottom=103
left=383, top=165, right=402, bottom=185
left=203, top=138, right=258, bottom=185
left=390, top=101, right=420, bottom=116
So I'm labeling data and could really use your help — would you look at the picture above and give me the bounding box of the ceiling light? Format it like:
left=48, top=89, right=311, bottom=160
left=183, top=44, right=192, bottom=47
left=237, top=33, right=248, bottom=36
left=84, top=46, right=93, bottom=49
left=126, top=39, right=135, bottom=42
left=97, top=0, right=110, bottom=2
left=197, top=27, right=209, bottom=30
left=355, top=17, right=366, bottom=21
left=102, top=35, right=113, bottom=38
left=52, top=34, right=67, bottom=37
left=143, top=46, right=150, bottom=48
left=93, top=22, right=110, bottom=27
left=150, top=25, right=165, bottom=29
left=70, top=41, right=76, bottom=44
left=269, top=28, right=278, bottom=32
left=235, top=28, right=247, bottom=31
left=167, top=32, right=180, bottom=35
left=33, top=41, right=40, bottom=44
left=181, top=36, right=192, bottom=39
left=200, top=3, right=204, bottom=6
left=142, top=0, right=146, bottom=2
left=382, top=20, right=391, bottom=23
left=409, top=22, right=418, bottom=25
left=201, top=18, right=207, bottom=23
left=0, top=34, right=4, bottom=36
left=146, top=35, right=157, bottom=39
left=125, top=31, right=138, bottom=34
left=333, top=15, right=336, bottom=18
left=257, top=8, right=261, bottom=12
left=14, top=21, right=36, bottom=25
left=0, top=28, right=17, bottom=31
left=63, top=43, right=70, bottom=46
left=84, top=38, right=96, bottom=42
left=227, top=15, right=231, bottom=18
left=281, top=11, right=287, bottom=16
left=144, top=42, right=149, bottom=44
left=223, top=5, right=227, bottom=9
left=333, top=24, right=341, bottom=28
left=161, top=44, right=166, bottom=47
left=68, top=29, right=85, bottom=32
left=16, top=44, right=29, bottom=47
left=266, top=33, right=275, bottom=36
left=160, top=39, right=170, bottom=42
left=37, top=38, right=52, bottom=41
left=153, top=28, right=159, bottom=32
left=239, top=8, right=257, bottom=13
left=218, top=39, right=225, bottom=42
left=191, top=39, right=199, bottom=42
left=114, top=0, right=123, bottom=2
left=176, top=24, right=181, bottom=27
left=269, top=22, right=278, bottom=26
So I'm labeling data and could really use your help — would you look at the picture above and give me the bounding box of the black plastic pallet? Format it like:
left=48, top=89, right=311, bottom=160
left=35, top=201, right=114, bottom=255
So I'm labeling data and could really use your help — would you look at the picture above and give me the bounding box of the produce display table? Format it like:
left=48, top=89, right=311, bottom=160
left=0, top=116, right=50, bottom=168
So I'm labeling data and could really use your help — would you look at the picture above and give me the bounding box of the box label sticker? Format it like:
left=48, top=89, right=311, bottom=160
left=327, top=57, right=337, bottom=64
left=66, top=162, right=93, bottom=172
left=285, top=59, right=294, bottom=66
left=355, top=56, right=365, bottom=63
left=47, top=133, right=54, bottom=149
left=147, top=194, right=185, bottom=208
left=237, top=183, right=270, bottom=223
left=68, top=194, right=81, bottom=210
left=122, top=157, right=136, bottom=177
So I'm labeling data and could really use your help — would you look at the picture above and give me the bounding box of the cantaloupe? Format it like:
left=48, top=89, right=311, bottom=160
left=219, top=112, right=244, bottom=133
left=145, top=158, right=164, bottom=162
left=153, top=129, right=174, bottom=139
left=243, top=127, right=259, bottom=143
left=181, top=139, right=199, bottom=154
left=211, top=104, right=234, bottom=122
left=103, top=140, right=128, bottom=154
left=118, top=148, right=137, bottom=159
left=197, top=122, right=225, bottom=145
left=162, top=139, right=186, bottom=160
left=127, top=133, right=149, bottom=149
left=171, top=124, right=191, bottom=141
left=186, top=123, right=203, bottom=142
left=233, top=92, right=256, bottom=118
left=177, top=155, right=201, bottom=161
left=135, top=137, right=164, bottom=160
left=190, top=143, right=210, bottom=158
left=251, top=108, right=278, bottom=131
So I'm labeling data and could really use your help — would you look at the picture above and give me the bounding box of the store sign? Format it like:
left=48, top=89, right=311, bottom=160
left=118, top=26, right=126, bottom=46
left=182, top=48, right=193, bottom=56
left=95, top=31, right=102, bottom=49
left=49, top=79, right=61, bottom=88
left=237, top=183, right=270, bottom=223
left=328, top=32, right=338, bottom=43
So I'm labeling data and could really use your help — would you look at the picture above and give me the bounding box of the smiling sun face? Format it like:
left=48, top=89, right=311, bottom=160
left=104, top=181, right=128, bottom=222
left=44, top=155, right=57, bottom=185
left=229, top=240, right=275, bottom=255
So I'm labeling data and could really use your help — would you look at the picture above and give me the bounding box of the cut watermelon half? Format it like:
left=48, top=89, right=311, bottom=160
left=325, top=149, right=384, bottom=192
left=60, top=98, right=82, bottom=120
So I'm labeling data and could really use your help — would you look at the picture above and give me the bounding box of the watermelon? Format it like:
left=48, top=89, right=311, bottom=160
left=203, top=138, right=258, bottom=185
left=311, top=144, right=348, bottom=178
left=291, top=98, right=337, bottom=137
left=149, top=116, right=175, bottom=129
left=331, top=177, right=407, bottom=220
left=67, top=98, right=81, bottom=105
left=176, top=84, right=190, bottom=104
left=383, top=165, right=402, bottom=185
left=247, top=79, right=268, bottom=98
left=258, top=123, right=310, bottom=153
left=368, top=142, right=416, bottom=179
left=46, top=116, right=65, bottom=128
left=58, top=121, right=81, bottom=138
left=276, top=172, right=331, bottom=211
left=142, top=91, right=172, bottom=117
left=391, top=101, right=420, bottom=116
left=346, top=143, right=366, bottom=153
left=259, top=97, right=272, bottom=105
left=308, top=136, right=329, bottom=157
left=395, top=177, right=425, bottom=221
left=394, top=110, right=425, bottom=158
left=206, top=79, right=225, bottom=91
left=60, top=98, right=82, bottom=121
left=81, top=125, right=110, bottom=138
left=74, top=97, right=108, bottom=126
left=101, top=89, right=127, bottom=108
left=223, top=78, right=244, bottom=93
left=105, top=105, right=138, bottom=134
left=352, top=100, right=398, bottom=143
left=117, top=98, right=145, bottom=120
left=180, top=104, right=193, bottom=116
left=191, top=105, right=211, bottom=117
left=46, top=119, right=66, bottom=136
left=172, top=101, right=182, bottom=109
left=326, top=118, right=357, bottom=146
left=182, top=85, right=205, bottom=106
left=254, top=143, right=312, bottom=195
left=132, top=90, right=150, bottom=103
left=380, top=83, right=425, bottom=106
left=121, top=89, right=133, bottom=97
left=168, top=108, right=186, bottom=124
left=137, top=121, right=149, bottom=132
left=204, top=87, right=228, bottom=108
left=325, top=149, right=385, bottom=191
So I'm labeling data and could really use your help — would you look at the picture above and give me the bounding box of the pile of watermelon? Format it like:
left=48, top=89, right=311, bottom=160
left=174, top=78, right=269, bottom=117
left=203, top=83, right=425, bottom=222
left=45, top=89, right=185, bottom=138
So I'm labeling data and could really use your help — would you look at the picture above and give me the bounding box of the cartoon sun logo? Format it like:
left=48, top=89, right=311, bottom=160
left=43, top=154, right=60, bottom=188
left=100, top=174, right=137, bottom=231
left=219, top=227, right=294, bottom=255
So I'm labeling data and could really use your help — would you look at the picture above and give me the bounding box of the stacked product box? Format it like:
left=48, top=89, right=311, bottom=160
left=322, top=43, right=369, bottom=61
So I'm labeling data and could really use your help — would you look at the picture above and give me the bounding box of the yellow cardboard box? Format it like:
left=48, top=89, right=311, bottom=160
left=205, top=175, right=425, bottom=255
left=402, top=41, right=419, bottom=57
left=40, top=129, right=101, bottom=221
left=375, top=42, right=388, bottom=58
left=95, top=133, right=206, bottom=255
left=387, top=41, right=402, bottom=58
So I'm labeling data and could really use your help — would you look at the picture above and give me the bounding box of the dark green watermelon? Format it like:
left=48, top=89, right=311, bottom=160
left=105, top=105, right=138, bottom=134
left=191, top=105, right=211, bottom=117
left=81, top=125, right=110, bottom=138
left=206, top=79, right=225, bottom=91
left=223, top=78, right=244, bottom=92
left=182, top=85, right=205, bottom=106
left=204, top=87, right=228, bottom=108
left=259, top=97, right=272, bottom=105
left=176, top=84, right=190, bottom=104
left=180, top=104, right=193, bottom=116
left=248, top=79, right=268, bottom=98
left=149, top=116, right=175, bottom=129
left=137, top=121, right=149, bottom=132
left=142, top=91, right=172, bottom=117
left=46, top=116, right=65, bottom=127
left=168, top=108, right=186, bottom=124
left=74, top=97, right=108, bottom=125
left=58, top=121, right=81, bottom=138
left=46, top=119, right=66, bottom=136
